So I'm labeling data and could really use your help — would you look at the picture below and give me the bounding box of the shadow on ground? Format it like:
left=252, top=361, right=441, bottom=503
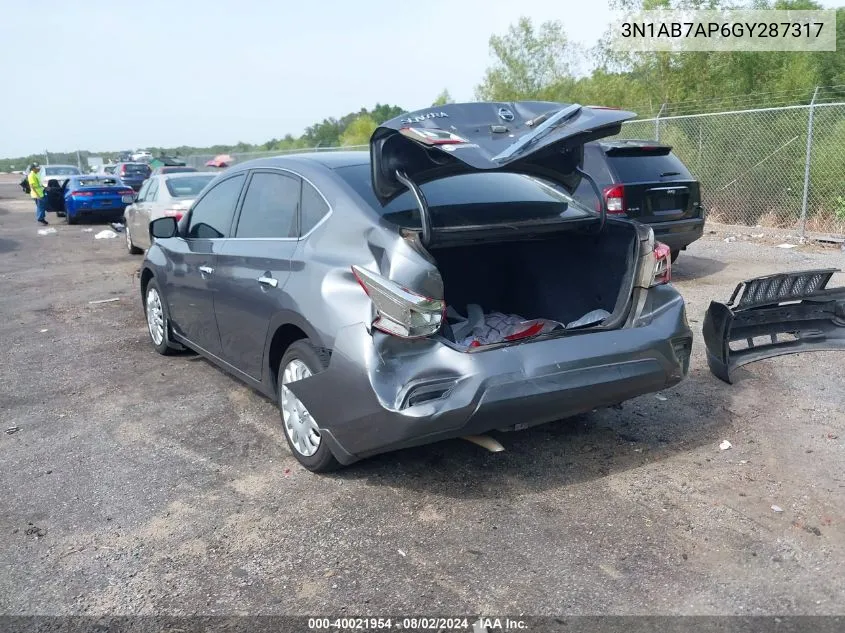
left=672, top=253, right=728, bottom=282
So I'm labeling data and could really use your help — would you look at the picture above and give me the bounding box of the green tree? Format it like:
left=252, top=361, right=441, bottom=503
left=432, top=89, right=453, bottom=106
left=475, top=17, right=576, bottom=101
left=339, top=114, right=378, bottom=146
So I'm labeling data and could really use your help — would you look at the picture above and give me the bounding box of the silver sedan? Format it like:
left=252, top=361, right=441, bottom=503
left=124, top=172, right=217, bottom=254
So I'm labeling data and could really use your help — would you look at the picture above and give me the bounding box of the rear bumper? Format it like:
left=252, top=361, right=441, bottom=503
left=703, top=268, right=845, bottom=383
left=647, top=218, right=704, bottom=251
left=290, top=285, right=693, bottom=464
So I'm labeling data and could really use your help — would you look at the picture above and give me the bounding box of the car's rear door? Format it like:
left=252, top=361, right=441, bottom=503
left=128, top=179, right=151, bottom=243
left=213, top=169, right=302, bottom=380
left=162, top=173, right=246, bottom=358
left=602, top=144, right=702, bottom=223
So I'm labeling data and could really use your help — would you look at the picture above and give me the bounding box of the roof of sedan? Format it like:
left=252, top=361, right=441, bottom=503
left=235, top=151, right=369, bottom=171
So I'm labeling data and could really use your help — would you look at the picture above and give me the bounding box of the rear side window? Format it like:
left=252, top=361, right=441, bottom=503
left=235, top=172, right=300, bottom=239
left=187, top=174, right=245, bottom=239
left=146, top=179, right=160, bottom=202
left=605, top=151, right=692, bottom=183
left=299, top=181, right=329, bottom=236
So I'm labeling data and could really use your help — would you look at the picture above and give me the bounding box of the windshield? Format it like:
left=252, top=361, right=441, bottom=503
left=165, top=174, right=216, bottom=197
left=334, top=163, right=596, bottom=229
left=45, top=166, right=80, bottom=176
left=122, top=164, right=150, bottom=174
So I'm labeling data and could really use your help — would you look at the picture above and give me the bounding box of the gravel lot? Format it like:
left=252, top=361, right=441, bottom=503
left=1, top=174, right=844, bottom=617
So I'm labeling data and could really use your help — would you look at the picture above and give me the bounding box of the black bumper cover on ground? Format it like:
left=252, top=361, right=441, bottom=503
left=703, top=268, right=845, bottom=383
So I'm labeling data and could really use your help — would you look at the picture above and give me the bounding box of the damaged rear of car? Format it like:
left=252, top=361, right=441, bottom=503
left=703, top=268, right=845, bottom=383
left=283, top=101, right=694, bottom=471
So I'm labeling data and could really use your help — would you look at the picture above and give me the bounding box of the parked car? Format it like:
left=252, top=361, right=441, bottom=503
left=139, top=101, right=692, bottom=473
left=572, top=140, right=705, bottom=262
left=131, top=150, right=153, bottom=162
left=150, top=166, right=198, bottom=176
left=124, top=172, right=217, bottom=253
left=48, top=175, right=135, bottom=224
left=38, top=164, right=81, bottom=185
left=113, top=162, right=152, bottom=191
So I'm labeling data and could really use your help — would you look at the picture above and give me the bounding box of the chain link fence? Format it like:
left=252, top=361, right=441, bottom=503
left=615, top=102, right=845, bottom=237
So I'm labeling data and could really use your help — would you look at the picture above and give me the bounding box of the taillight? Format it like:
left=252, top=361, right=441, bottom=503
left=118, top=189, right=134, bottom=196
left=351, top=265, right=444, bottom=338
left=602, top=185, right=626, bottom=215
left=163, top=209, right=184, bottom=221
left=71, top=191, right=93, bottom=197
left=652, top=242, right=672, bottom=286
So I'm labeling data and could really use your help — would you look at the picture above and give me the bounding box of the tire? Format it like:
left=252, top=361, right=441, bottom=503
left=66, top=213, right=77, bottom=225
left=126, top=223, right=143, bottom=255
left=143, top=279, right=179, bottom=355
left=278, top=340, right=340, bottom=473
left=670, top=249, right=680, bottom=263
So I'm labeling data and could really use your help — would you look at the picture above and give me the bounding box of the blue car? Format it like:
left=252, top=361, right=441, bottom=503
left=54, top=175, right=136, bottom=224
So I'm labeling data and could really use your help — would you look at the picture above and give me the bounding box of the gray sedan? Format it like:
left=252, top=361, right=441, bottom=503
left=139, top=101, right=694, bottom=472
left=124, top=172, right=217, bottom=254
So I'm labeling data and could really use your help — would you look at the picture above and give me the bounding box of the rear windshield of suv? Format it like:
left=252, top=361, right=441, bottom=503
left=122, top=164, right=150, bottom=174
left=334, top=164, right=595, bottom=228
left=604, top=151, right=693, bottom=183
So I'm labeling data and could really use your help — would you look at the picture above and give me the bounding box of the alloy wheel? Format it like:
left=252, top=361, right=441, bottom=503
left=145, top=287, right=165, bottom=346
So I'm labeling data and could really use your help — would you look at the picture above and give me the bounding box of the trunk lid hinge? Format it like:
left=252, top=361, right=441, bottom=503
left=395, top=169, right=432, bottom=246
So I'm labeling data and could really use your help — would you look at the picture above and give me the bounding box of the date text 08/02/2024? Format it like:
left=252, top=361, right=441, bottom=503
left=307, top=617, right=529, bottom=630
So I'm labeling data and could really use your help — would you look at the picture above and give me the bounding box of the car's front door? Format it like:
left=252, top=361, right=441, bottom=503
left=129, top=179, right=151, bottom=244
left=214, top=169, right=302, bottom=380
left=163, top=173, right=245, bottom=358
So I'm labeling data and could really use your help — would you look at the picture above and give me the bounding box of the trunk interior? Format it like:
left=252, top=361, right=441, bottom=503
left=430, top=221, right=639, bottom=344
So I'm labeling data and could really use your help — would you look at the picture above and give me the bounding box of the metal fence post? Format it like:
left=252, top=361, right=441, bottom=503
left=655, top=103, right=666, bottom=141
left=799, top=86, right=820, bottom=239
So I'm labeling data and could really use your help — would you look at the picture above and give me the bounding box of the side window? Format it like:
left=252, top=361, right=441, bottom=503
left=187, top=174, right=245, bottom=239
left=234, top=171, right=300, bottom=239
left=136, top=180, right=150, bottom=202
left=146, top=179, right=159, bottom=202
left=299, top=181, right=329, bottom=236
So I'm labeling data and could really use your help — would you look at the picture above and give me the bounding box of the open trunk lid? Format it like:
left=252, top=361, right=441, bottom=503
left=370, top=102, right=636, bottom=232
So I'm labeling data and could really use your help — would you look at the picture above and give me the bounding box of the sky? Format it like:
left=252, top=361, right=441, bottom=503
left=0, top=0, right=615, bottom=157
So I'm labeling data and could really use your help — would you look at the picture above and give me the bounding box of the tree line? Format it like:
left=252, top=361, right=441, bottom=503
left=3, top=0, right=843, bottom=174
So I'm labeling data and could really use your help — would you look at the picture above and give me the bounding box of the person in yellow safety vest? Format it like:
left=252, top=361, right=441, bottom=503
left=27, top=163, right=48, bottom=226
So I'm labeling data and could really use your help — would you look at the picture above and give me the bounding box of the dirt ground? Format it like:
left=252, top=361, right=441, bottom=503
left=1, top=174, right=843, bottom=617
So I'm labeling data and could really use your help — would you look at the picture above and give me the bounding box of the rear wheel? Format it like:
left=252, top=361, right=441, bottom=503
left=670, top=249, right=680, bottom=263
left=66, top=213, right=76, bottom=225
left=126, top=223, right=143, bottom=254
left=278, top=340, right=340, bottom=473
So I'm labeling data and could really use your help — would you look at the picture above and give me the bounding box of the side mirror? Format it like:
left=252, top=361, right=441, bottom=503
left=150, top=216, right=179, bottom=240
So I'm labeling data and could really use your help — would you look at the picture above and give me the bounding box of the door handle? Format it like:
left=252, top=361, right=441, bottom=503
left=258, top=276, right=278, bottom=288
left=199, top=265, right=214, bottom=275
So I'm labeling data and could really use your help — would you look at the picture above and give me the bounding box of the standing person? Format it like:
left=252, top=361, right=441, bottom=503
left=27, top=163, right=48, bottom=226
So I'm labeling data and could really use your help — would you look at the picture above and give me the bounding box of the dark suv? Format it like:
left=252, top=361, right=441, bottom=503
left=574, top=140, right=705, bottom=261
left=114, top=162, right=152, bottom=191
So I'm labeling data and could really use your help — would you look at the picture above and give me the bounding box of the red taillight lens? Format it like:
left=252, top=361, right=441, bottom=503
left=120, top=166, right=127, bottom=174
left=163, top=209, right=184, bottom=221
left=70, top=191, right=93, bottom=197
left=652, top=242, right=672, bottom=286
left=118, top=189, right=134, bottom=196
left=351, top=265, right=444, bottom=338
left=602, top=184, right=626, bottom=215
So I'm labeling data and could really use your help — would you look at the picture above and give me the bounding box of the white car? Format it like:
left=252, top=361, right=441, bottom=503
left=124, top=172, right=218, bottom=254
left=131, top=150, right=153, bottom=162
left=38, top=164, right=81, bottom=186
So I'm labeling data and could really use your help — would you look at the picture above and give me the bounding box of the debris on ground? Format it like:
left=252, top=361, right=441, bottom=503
left=24, top=523, right=47, bottom=537
left=39, top=329, right=48, bottom=333
left=771, top=505, right=784, bottom=513
left=463, top=435, right=505, bottom=452
left=776, top=243, right=797, bottom=249
left=655, top=394, right=668, bottom=401
left=110, top=223, right=125, bottom=233
left=88, top=298, right=120, bottom=305
left=398, top=549, right=406, bottom=557
left=37, top=228, right=57, bottom=236
left=724, top=236, right=737, bottom=243
left=5, top=426, right=19, bottom=435
left=94, top=230, right=118, bottom=239
left=81, top=228, right=93, bottom=233
left=751, top=233, right=765, bottom=238
left=719, top=440, right=732, bottom=450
